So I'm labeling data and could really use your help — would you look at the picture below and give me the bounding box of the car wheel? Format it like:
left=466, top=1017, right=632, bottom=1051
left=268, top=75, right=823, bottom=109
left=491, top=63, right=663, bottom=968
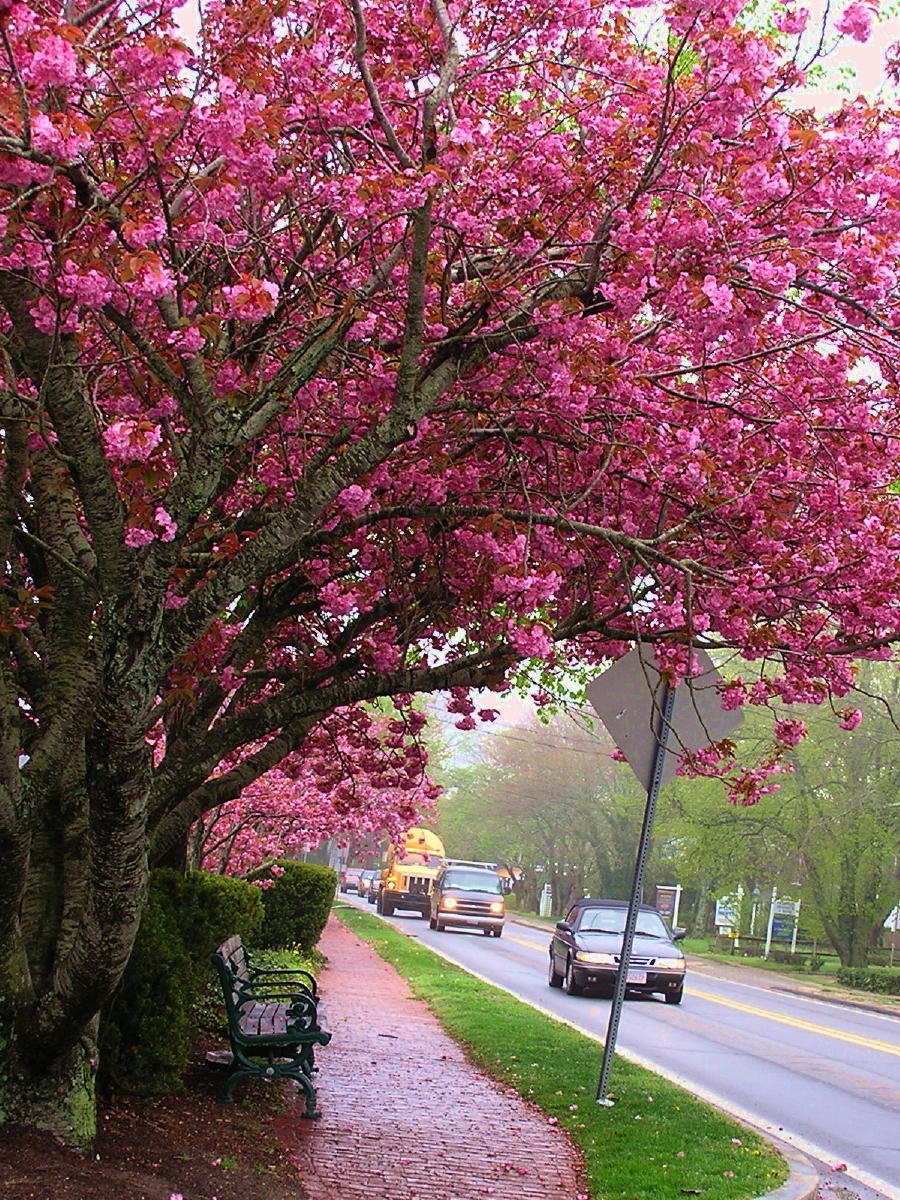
left=435, top=920, right=445, bottom=932
left=382, top=901, right=394, bottom=917
left=482, top=926, right=491, bottom=936
left=562, top=958, right=583, bottom=996
left=428, top=915, right=436, bottom=929
left=665, top=984, right=684, bottom=1005
left=492, top=927, right=502, bottom=938
left=548, top=954, right=563, bottom=988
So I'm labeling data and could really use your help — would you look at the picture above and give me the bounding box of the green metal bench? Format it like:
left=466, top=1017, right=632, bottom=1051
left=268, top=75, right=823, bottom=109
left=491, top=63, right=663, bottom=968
left=211, top=937, right=331, bottom=1116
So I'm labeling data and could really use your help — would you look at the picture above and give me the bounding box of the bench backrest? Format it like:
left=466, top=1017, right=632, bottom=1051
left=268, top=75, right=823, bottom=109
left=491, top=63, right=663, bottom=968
left=215, top=933, right=318, bottom=996
left=212, top=955, right=322, bottom=1040
left=212, top=936, right=321, bottom=1028
left=217, top=935, right=251, bottom=987
left=211, top=941, right=253, bottom=1024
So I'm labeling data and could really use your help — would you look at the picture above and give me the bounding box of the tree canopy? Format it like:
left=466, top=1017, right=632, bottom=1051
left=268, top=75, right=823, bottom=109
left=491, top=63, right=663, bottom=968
left=3, top=0, right=900, bottom=1143
left=658, top=659, right=900, bottom=963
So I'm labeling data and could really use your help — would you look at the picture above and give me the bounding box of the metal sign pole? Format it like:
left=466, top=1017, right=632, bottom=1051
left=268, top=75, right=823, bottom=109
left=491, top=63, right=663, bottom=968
left=596, top=680, right=675, bottom=1105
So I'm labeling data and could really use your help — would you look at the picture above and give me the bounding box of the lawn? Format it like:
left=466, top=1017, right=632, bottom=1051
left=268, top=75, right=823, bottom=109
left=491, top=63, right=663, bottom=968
left=335, top=904, right=789, bottom=1200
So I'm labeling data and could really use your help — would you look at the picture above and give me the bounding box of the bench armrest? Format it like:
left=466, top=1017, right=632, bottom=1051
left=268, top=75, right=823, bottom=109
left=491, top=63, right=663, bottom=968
left=248, top=965, right=318, bottom=995
left=234, top=982, right=320, bottom=1020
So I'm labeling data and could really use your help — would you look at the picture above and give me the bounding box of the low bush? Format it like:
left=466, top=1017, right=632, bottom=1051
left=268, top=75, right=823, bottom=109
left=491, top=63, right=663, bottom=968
left=163, top=867, right=265, bottom=953
left=835, top=965, right=900, bottom=995
left=98, top=878, right=193, bottom=1095
left=99, top=869, right=265, bottom=1095
left=768, top=949, right=805, bottom=966
left=257, top=860, right=336, bottom=952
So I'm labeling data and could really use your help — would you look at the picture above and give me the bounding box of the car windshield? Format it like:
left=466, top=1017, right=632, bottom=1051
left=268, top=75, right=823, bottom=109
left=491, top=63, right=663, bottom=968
left=576, top=908, right=669, bottom=939
left=444, top=870, right=502, bottom=893
left=399, top=852, right=442, bottom=866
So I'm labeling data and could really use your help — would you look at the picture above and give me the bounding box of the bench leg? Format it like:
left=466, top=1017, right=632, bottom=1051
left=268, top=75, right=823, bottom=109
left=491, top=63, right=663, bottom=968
left=222, top=1065, right=258, bottom=1102
left=294, top=1070, right=321, bottom=1119
left=222, top=1047, right=321, bottom=1117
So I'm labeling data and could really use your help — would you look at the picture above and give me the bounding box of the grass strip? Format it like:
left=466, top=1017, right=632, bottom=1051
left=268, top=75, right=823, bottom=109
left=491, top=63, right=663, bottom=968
left=335, top=904, right=788, bottom=1200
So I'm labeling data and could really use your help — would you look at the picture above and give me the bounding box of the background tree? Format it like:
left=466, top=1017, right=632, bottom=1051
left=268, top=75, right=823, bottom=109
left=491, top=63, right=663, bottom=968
left=658, top=660, right=900, bottom=961
left=4, top=0, right=900, bottom=1144
left=775, top=662, right=900, bottom=965
left=435, top=709, right=669, bottom=914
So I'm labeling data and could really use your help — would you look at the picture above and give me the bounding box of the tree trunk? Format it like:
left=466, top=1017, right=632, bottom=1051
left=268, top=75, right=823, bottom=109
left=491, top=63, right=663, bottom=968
left=155, top=834, right=188, bottom=871
left=692, top=886, right=709, bottom=937
left=0, top=1015, right=99, bottom=1151
left=0, top=726, right=152, bottom=1148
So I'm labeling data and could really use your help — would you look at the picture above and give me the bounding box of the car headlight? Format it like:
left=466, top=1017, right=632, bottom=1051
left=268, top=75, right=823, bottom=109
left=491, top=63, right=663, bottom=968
left=575, top=952, right=617, bottom=965
left=441, top=896, right=458, bottom=910
left=490, top=901, right=504, bottom=914
left=655, top=958, right=685, bottom=970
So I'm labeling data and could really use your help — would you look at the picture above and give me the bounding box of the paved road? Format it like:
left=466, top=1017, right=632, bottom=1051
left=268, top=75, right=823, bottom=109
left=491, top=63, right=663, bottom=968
left=342, top=896, right=900, bottom=1200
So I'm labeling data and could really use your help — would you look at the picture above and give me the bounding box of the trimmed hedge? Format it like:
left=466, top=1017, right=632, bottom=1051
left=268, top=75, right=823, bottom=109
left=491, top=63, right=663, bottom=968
left=836, top=965, right=900, bottom=995
left=257, top=860, right=336, bottom=952
left=99, top=868, right=265, bottom=1095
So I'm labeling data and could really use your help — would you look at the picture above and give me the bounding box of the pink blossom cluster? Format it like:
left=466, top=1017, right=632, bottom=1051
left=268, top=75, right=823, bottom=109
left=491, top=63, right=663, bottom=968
left=192, top=707, right=439, bottom=875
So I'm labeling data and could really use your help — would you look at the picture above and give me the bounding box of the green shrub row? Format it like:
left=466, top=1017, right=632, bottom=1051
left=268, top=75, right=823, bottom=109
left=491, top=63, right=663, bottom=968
left=257, top=860, right=336, bottom=952
left=99, top=860, right=335, bottom=1095
left=835, top=965, right=900, bottom=994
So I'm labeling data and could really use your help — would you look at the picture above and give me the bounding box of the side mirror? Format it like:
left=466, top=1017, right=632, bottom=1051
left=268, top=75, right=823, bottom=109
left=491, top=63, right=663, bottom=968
left=555, top=920, right=572, bottom=933
left=673, top=927, right=686, bottom=941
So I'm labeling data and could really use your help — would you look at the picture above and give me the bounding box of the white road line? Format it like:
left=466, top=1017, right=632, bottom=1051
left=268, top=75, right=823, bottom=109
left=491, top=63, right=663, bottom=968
left=381, top=915, right=900, bottom=1200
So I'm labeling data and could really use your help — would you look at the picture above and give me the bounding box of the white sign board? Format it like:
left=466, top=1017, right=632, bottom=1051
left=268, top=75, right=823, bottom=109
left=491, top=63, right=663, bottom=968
left=586, top=645, right=743, bottom=791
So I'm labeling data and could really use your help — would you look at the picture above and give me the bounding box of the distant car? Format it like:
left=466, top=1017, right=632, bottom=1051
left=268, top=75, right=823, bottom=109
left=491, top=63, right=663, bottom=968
left=357, top=869, right=379, bottom=897
left=367, top=873, right=380, bottom=904
left=339, top=867, right=365, bottom=894
left=548, top=898, right=686, bottom=1004
left=429, top=864, right=506, bottom=936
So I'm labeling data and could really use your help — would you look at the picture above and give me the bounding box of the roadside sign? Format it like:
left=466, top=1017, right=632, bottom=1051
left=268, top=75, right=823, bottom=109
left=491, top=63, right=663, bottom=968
left=586, top=646, right=742, bottom=791
left=587, top=644, right=742, bottom=1104
left=715, top=895, right=740, bottom=931
left=655, top=885, right=682, bottom=927
left=771, top=899, right=800, bottom=941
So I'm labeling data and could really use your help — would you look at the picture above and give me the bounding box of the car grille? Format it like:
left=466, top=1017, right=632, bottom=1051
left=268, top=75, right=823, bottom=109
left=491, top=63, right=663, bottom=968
left=406, top=876, right=431, bottom=895
left=451, top=899, right=496, bottom=916
left=614, top=954, right=655, bottom=967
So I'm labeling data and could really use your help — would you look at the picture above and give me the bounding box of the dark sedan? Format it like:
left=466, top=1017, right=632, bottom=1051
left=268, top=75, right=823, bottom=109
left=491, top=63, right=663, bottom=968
left=548, top=898, right=686, bottom=1004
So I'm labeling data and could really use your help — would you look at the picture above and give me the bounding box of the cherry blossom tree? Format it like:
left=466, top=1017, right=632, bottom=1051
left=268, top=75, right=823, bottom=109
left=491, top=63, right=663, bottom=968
left=3, top=0, right=900, bottom=1145
left=189, top=707, right=438, bottom=875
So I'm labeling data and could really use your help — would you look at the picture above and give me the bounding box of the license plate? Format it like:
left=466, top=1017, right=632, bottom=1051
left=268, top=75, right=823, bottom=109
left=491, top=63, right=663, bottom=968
left=626, top=969, right=647, bottom=984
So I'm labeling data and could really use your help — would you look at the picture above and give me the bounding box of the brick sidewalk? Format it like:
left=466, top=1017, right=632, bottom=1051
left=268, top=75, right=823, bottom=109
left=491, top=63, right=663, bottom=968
left=277, top=915, right=587, bottom=1200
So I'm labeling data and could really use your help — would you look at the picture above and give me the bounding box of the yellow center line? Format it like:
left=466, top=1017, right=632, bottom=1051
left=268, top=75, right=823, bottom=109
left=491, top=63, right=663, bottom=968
left=507, top=932, right=547, bottom=952
left=686, top=987, right=900, bottom=1057
left=507, top=931, right=900, bottom=1057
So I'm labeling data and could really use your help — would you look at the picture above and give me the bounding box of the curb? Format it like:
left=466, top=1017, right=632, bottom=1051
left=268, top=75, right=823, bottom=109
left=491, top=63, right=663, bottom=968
left=755, top=1142, right=819, bottom=1200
